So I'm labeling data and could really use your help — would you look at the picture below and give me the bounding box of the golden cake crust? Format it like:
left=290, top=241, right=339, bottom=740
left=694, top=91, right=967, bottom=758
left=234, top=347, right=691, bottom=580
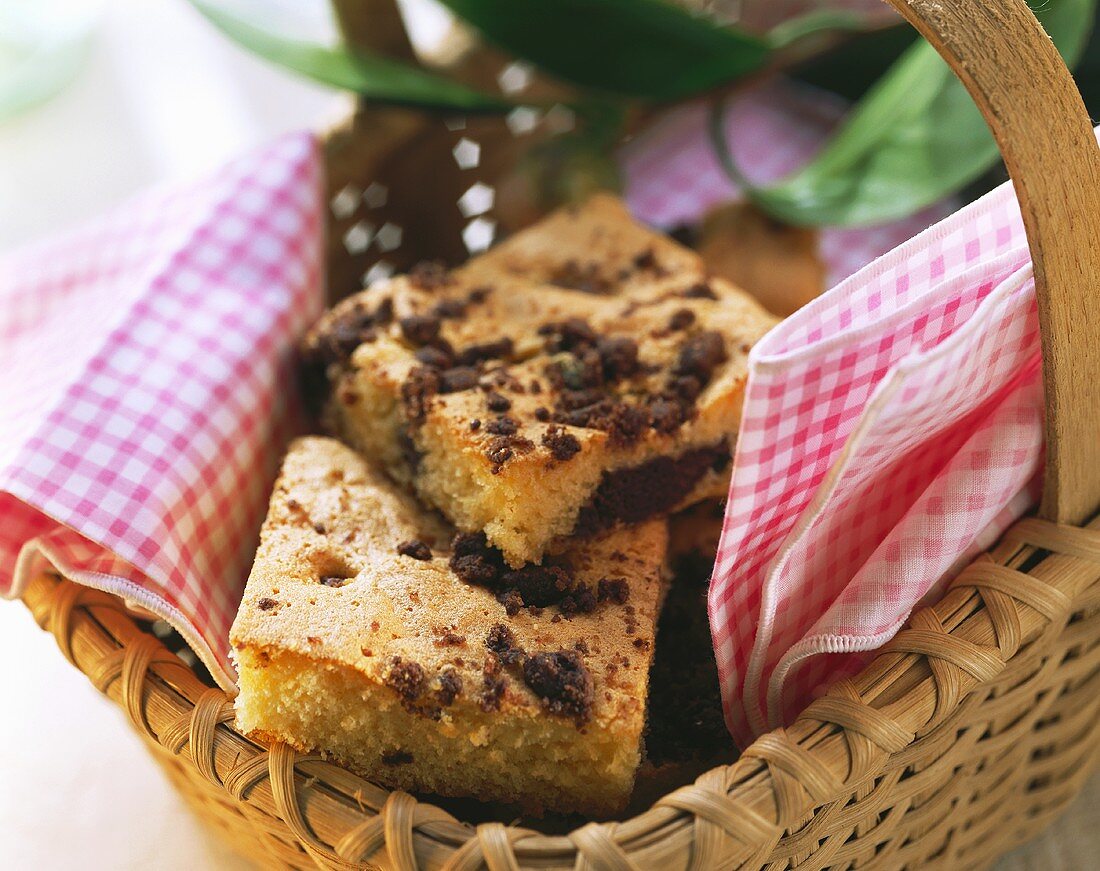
left=231, top=436, right=668, bottom=817
left=305, top=195, right=776, bottom=566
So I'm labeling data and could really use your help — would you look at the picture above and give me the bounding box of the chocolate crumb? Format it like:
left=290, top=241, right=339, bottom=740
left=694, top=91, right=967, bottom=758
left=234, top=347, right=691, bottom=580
left=401, top=366, right=441, bottom=423
left=397, top=540, right=432, bottom=561
left=435, top=629, right=467, bottom=647
left=320, top=576, right=351, bottom=588
left=439, top=366, right=479, bottom=393
left=683, top=281, right=718, bottom=300
left=436, top=669, right=463, bottom=706
left=559, top=584, right=597, bottom=617
left=384, top=656, right=426, bottom=708
left=400, top=314, right=442, bottom=345
left=534, top=406, right=551, bottom=422
left=257, top=597, right=277, bottom=611
left=469, top=418, right=482, bottom=431
left=633, top=248, right=658, bottom=271
left=523, top=651, right=594, bottom=725
left=498, top=589, right=524, bottom=616
left=414, top=345, right=453, bottom=369
left=381, top=750, right=414, bottom=766
left=486, top=623, right=525, bottom=666
left=480, top=654, right=507, bottom=711
left=486, top=392, right=512, bottom=413
left=668, top=308, right=696, bottom=331
left=450, top=532, right=505, bottom=587
left=541, top=425, right=581, bottom=461
left=468, top=286, right=491, bottom=304
left=598, top=577, right=630, bottom=605
left=304, top=298, right=394, bottom=369
left=432, top=298, right=467, bottom=320
left=486, top=415, right=518, bottom=436
left=674, top=331, right=727, bottom=384
left=455, top=337, right=513, bottom=367
left=633, top=638, right=651, bottom=650
left=313, top=521, right=327, bottom=535
left=485, top=434, right=533, bottom=470
left=596, top=336, right=639, bottom=381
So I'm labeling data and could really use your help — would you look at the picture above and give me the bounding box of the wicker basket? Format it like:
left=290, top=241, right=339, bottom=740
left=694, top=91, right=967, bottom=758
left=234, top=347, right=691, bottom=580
left=18, top=0, right=1100, bottom=868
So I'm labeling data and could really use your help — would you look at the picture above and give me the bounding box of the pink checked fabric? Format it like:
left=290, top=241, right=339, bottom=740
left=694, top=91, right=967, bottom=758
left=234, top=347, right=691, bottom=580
left=0, top=132, right=323, bottom=691
left=710, top=167, right=1053, bottom=744
left=620, top=80, right=955, bottom=287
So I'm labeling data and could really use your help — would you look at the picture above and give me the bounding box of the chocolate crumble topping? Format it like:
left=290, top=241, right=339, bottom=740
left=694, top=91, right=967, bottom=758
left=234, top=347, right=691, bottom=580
left=486, top=623, right=525, bottom=666
left=432, top=298, right=467, bottom=320
left=436, top=669, right=463, bottom=706
left=397, top=539, right=432, bottom=561
left=257, top=597, right=277, bottom=611
left=434, top=629, right=467, bottom=647
left=674, top=330, right=727, bottom=384
left=320, top=576, right=351, bottom=588
left=534, top=406, right=551, bottom=421
left=485, top=415, right=518, bottom=436
left=439, top=366, right=479, bottom=393
left=414, top=345, right=453, bottom=369
left=597, top=577, right=630, bottom=605
left=305, top=297, right=394, bottom=369
left=522, top=651, right=594, bottom=725
left=668, top=308, right=696, bottom=331
left=574, top=444, right=730, bottom=535
left=399, top=313, right=442, bottom=345
left=486, top=392, right=512, bottom=413
left=541, top=425, right=581, bottom=461
left=449, top=532, right=602, bottom=615
left=400, top=366, right=441, bottom=423
left=683, top=281, right=718, bottom=300
left=633, top=248, right=658, bottom=271
left=469, top=418, right=481, bottom=431
left=455, top=337, right=513, bottom=367
left=384, top=656, right=426, bottom=708
left=480, top=654, right=507, bottom=711
left=450, top=532, right=505, bottom=586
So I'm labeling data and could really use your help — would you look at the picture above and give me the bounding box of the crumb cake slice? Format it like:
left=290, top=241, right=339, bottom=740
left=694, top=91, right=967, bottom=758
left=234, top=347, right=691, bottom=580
left=231, top=436, right=668, bottom=818
left=303, top=194, right=777, bottom=567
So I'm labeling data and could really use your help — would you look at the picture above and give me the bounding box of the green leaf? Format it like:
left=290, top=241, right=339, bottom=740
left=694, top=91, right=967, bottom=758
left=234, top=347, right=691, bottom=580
left=436, top=0, right=771, bottom=100
left=766, top=9, right=873, bottom=51
left=189, top=0, right=510, bottom=111
left=722, top=0, right=1096, bottom=227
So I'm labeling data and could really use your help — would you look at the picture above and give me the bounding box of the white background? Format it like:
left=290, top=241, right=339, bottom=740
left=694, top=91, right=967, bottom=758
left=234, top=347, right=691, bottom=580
left=0, top=1, right=1094, bottom=868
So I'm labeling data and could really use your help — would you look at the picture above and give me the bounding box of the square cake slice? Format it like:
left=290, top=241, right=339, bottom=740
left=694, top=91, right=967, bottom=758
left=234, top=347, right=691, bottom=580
left=231, top=436, right=668, bottom=818
left=304, top=194, right=777, bottom=567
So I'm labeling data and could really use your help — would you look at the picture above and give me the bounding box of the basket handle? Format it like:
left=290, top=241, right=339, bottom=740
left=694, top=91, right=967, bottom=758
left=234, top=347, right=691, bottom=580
left=881, top=0, right=1100, bottom=525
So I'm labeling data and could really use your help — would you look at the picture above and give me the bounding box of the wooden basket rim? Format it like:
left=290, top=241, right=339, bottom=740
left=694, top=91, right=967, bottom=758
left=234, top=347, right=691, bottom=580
left=19, top=514, right=1100, bottom=868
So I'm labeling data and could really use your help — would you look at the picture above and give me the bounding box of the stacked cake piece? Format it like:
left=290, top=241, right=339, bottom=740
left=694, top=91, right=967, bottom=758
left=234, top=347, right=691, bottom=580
left=231, top=195, right=776, bottom=816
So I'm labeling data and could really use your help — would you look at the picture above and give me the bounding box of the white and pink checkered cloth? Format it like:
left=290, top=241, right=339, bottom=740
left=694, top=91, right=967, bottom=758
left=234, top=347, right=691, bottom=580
left=0, top=133, right=323, bottom=690
left=0, top=87, right=1050, bottom=754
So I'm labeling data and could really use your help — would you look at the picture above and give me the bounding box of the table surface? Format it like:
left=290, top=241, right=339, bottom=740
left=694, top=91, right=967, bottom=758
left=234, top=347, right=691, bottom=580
left=0, top=2, right=1095, bottom=868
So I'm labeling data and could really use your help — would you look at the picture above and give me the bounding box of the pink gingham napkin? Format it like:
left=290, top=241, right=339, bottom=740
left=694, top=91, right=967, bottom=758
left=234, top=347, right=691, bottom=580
left=709, top=154, right=1063, bottom=745
left=0, top=132, right=323, bottom=691
left=620, top=79, right=955, bottom=287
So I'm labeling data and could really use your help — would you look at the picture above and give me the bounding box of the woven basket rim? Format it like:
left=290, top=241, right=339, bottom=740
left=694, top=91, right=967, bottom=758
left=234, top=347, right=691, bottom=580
left=19, top=514, right=1099, bottom=868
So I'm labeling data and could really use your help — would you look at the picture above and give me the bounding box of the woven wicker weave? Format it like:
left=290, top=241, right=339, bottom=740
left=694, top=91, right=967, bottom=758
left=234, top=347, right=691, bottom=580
left=17, top=1, right=1100, bottom=868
